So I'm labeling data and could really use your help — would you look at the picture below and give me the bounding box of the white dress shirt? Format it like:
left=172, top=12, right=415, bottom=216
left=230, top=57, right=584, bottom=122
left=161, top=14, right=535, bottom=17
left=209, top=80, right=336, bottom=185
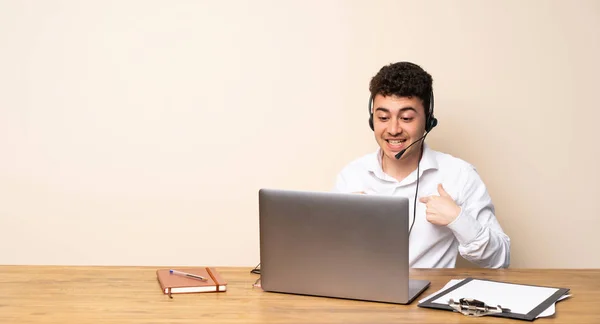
left=332, top=143, right=510, bottom=268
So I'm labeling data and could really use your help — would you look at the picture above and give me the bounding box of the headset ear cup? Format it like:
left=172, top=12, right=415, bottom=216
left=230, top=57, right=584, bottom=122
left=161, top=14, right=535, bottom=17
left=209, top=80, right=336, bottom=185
left=427, top=117, right=438, bottom=132
left=368, top=96, right=374, bottom=131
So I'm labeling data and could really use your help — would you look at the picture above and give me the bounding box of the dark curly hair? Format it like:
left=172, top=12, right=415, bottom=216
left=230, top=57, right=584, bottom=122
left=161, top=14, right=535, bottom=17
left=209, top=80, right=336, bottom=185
left=369, top=62, right=433, bottom=119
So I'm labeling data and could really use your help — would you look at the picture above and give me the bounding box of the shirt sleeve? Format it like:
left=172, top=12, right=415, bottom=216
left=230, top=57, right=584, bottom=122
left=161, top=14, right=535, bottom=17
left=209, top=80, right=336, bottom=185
left=445, top=165, right=511, bottom=268
left=332, top=172, right=349, bottom=193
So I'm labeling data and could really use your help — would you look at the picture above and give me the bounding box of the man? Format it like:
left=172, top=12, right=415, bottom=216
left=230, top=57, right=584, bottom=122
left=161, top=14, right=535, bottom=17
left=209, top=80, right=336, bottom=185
left=333, top=62, right=510, bottom=268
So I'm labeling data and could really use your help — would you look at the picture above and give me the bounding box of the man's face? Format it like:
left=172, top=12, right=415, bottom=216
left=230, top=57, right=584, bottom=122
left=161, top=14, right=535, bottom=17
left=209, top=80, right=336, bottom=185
left=372, top=94, right=427, bottom=162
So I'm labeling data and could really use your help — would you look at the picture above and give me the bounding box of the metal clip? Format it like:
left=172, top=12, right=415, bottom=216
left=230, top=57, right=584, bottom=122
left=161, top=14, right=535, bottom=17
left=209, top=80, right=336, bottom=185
left=448, top=298, right=511, bottom=317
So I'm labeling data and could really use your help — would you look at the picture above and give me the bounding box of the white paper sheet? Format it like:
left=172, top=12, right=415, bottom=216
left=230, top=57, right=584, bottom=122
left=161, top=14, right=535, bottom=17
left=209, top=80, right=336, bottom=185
left=419, top=278, right=570, bottom=317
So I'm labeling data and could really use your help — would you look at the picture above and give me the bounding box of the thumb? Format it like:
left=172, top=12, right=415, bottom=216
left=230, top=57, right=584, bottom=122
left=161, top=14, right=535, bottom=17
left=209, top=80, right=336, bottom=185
left=419, top=196, right=429, bottom=204
left=438, top=183, right=451, bottom=198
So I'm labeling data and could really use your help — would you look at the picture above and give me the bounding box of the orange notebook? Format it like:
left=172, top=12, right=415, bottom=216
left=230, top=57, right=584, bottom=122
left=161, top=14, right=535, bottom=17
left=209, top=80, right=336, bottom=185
left=156, top=267, right=227, bottom=298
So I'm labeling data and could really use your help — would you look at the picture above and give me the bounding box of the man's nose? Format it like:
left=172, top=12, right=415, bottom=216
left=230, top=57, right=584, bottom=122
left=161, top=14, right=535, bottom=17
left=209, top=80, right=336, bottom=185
left=387, top=119, right=403, bottom=135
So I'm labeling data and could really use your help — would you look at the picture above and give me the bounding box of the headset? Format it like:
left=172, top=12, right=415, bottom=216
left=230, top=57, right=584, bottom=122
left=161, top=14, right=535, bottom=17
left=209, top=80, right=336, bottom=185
left=367, top=62, right=437, bottom=133
left=366, top=63, right=438, bottom=236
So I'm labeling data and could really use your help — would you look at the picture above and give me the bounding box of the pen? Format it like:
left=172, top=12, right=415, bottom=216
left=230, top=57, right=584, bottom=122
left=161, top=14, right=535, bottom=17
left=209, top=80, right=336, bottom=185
left=169, top=269, right=208, bottom=281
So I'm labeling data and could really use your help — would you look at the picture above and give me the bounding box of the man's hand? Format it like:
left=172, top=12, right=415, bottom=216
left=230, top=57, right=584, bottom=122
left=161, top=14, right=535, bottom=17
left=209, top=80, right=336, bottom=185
left=419, top=184, right=461, bottom=226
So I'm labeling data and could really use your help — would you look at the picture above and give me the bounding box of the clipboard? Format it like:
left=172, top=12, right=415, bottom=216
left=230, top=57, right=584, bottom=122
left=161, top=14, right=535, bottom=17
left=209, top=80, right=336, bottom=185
left=418, top=277, right=570, bottom=321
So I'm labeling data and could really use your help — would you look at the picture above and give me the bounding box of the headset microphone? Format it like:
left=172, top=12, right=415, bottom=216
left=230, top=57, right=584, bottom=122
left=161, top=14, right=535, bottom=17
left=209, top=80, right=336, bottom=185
left=394, top=133, right=428, bottom=159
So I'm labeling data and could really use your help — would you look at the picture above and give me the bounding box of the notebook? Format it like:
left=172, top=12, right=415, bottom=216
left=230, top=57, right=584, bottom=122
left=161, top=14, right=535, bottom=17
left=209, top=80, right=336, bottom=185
left=156, top=267, right=227, bottom=298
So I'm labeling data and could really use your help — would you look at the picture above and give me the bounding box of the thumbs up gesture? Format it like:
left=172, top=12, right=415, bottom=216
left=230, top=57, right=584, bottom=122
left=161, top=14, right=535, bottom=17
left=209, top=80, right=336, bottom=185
left=419, top=184, right=461, bottom=226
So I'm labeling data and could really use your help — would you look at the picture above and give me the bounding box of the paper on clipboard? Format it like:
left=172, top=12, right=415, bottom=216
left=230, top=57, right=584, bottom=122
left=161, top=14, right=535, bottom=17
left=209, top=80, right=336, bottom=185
left=419, top=279, right=571, bottom=318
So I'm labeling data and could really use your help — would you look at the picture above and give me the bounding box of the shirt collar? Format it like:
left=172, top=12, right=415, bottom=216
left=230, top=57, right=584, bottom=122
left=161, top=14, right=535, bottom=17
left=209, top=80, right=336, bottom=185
left=367, top=143, right=439, bottom=183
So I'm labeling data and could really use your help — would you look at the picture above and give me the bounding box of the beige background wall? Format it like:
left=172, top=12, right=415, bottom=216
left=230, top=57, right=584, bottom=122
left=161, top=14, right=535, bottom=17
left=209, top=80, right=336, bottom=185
left=1, top=0, right=598, bottom=268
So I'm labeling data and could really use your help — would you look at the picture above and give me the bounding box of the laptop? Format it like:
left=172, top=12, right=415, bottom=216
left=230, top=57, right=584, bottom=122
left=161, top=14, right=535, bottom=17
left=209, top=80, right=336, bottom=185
left=258, top=188, right=430, bottom=304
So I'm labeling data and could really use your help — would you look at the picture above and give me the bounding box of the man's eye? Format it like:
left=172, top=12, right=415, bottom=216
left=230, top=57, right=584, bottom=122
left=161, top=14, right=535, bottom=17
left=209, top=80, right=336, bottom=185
left=378, top=117, right=389, bottom=121
left=401, top=117, right=413, bottom=122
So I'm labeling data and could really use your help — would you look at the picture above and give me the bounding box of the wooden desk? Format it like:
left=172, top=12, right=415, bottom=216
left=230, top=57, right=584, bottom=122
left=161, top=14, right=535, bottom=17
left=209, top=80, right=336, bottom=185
left=1, top=266, right=598, bottom=323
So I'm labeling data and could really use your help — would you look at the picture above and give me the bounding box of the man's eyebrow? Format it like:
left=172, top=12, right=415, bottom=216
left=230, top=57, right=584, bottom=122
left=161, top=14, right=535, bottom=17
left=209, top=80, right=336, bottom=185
left=374, top=107, right=390, bottom=113
left=374, top=107, right=417, bottom=113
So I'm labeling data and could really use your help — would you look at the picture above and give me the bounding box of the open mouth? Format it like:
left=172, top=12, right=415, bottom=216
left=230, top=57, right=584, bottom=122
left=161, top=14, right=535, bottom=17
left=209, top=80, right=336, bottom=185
left=386, top=139, right=407, bottom=145
left=385, top=139, right=407, bottom=151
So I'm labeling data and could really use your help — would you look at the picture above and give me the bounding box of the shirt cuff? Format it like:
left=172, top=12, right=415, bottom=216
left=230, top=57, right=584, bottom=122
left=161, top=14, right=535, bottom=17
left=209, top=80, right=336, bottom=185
left=446, top=208, right=483, bottom=246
